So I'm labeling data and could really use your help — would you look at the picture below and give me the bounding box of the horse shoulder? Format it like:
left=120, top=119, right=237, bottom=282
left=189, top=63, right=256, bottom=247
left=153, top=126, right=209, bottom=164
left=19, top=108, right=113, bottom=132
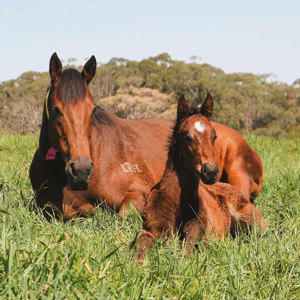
left=212, top=121, right=263, bottom=183
left=212, top=121, right=261, bottom=161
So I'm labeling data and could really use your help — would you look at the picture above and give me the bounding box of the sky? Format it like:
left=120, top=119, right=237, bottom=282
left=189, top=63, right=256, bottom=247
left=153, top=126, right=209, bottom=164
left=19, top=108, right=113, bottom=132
left=0, top=0, right=299, bottom=85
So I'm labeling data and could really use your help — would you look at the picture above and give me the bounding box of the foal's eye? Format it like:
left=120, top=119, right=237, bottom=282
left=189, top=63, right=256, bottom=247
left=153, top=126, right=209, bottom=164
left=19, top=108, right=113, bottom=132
left=213, top=133, right=217, bottom=143
left=183, top=134, right=192, bottom=142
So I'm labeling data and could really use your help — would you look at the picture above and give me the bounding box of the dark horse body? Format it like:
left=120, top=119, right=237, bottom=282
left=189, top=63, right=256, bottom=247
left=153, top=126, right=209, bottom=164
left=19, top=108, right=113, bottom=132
left=136, top=95, right=267, bottom=260
left=30, top=53, right=263, bottom=220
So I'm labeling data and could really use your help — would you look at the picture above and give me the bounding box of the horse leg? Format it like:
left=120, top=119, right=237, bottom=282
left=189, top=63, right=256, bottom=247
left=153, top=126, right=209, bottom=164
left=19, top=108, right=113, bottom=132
left=35, top=182, right=95, bottom=221
left=118, top=191, right=146, bottom=215
left=34, top=186, right=92, bottom=221
left=183, top=218, right=206, bottom=255
left=32, top=178, right=65, bottom=220
left=230, top=202, right=268, bottom=235
left=61, top=188, right=96, bottom=220
left=30, top=149, right=65, bottom=220
left=135, top=230, right=155, bottom=263
left=61, top=202, right=95, bottom=219
left=135, top=223, right=173, bottom=262
left=226, top=170, right=252, bottom=200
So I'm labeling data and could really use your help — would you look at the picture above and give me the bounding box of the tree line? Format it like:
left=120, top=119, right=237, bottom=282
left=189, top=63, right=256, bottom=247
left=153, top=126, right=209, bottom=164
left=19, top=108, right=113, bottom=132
left=0, top=53, right=299, bottom=137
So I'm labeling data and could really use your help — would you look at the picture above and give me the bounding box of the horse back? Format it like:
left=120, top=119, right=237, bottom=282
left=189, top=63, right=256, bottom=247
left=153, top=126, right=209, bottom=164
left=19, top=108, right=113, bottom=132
left=211, top=121, right=263, bottom=199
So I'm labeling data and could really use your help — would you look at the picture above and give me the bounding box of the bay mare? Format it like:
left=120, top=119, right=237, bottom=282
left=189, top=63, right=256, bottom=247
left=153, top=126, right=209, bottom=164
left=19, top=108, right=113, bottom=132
left=30, top=53, right=263, bottom=220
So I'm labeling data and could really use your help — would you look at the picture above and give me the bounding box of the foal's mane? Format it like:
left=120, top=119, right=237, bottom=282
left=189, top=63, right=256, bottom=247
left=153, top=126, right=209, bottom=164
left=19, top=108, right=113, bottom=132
left=56, top=69, right=87, bottom=105
left=151, top=106, right=202, bottom=191
left=164, top=106, right=201, bottom=172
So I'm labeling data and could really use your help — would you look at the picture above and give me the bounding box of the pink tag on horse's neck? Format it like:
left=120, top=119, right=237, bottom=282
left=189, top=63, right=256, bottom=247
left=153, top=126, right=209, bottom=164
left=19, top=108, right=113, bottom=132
left=46, top=147, right=57, bottom=160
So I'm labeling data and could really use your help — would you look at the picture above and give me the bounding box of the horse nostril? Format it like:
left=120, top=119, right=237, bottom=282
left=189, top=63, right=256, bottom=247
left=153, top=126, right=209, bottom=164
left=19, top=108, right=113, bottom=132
left=212, top=163, right=219, bottom=174
left=203, top=164, right=210, bottom=174
left=70, top=162, right=79, bottom=178
left=202, top=163, right=219, bottom=175
left=200, top=163, right=219, bottom=185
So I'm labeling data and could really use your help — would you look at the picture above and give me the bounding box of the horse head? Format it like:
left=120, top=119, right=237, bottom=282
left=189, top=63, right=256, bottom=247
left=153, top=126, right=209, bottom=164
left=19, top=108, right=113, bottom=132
left=175, top=94, right=219, bottom=185
left=45, top=53, right=97, bottom=190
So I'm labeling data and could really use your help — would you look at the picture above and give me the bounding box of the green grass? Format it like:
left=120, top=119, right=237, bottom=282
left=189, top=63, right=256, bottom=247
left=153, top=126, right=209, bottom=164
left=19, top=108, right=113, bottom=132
left=0, top=134, right=300, bottom=299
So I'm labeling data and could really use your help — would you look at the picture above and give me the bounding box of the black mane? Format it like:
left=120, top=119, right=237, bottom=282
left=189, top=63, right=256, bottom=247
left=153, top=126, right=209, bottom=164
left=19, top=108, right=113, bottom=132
left=56, top=69, right=86, bottom=104
left=164, top=105, right=203, bottom=173
left=92, top=106, right=116, bottom=127
left=188, top=106, right=201, bottom=116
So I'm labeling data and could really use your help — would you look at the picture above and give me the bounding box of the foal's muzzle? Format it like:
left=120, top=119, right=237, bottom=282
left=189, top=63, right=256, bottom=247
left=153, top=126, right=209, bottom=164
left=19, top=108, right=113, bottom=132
left=66, top=157, right=94, bottom=190
left=200, top=162, right=219, bottom=185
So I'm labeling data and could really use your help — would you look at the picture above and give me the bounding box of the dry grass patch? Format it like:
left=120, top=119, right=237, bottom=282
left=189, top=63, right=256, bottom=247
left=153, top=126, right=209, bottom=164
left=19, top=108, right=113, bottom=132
left=98, top=86, right=176, bottom=120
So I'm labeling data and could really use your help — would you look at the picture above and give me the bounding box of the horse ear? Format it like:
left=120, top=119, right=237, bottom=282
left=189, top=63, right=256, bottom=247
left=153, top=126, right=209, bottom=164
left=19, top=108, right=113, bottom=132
left=81, top=55, right=96, bottom=85
left=177, top=95, right=189, bottom=124
left=200, top=93, right=213, bottom=119
left=49, top=52, right=62, bottom=84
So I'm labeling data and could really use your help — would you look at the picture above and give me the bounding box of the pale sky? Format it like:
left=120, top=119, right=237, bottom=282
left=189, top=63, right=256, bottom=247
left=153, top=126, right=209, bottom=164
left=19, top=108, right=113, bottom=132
left=1, top=0, right=299, bottom=85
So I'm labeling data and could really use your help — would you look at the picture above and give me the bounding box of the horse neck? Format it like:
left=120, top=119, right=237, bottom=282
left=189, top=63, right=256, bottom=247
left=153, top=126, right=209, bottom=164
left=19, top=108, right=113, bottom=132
left=180, top=166, right=200, bottom=205
left=39, top=105, right=51, bottom=156
left=167, top=140, right=200, bottom=199
left=170, top=147, right=201, bottom=216
left=91, top=109, right=126, bottom=155
left=157, top=144, right=199, bottom=210
left=37, top=106, right=65, bottom=174
left=157, top=148, right=201, bottom=227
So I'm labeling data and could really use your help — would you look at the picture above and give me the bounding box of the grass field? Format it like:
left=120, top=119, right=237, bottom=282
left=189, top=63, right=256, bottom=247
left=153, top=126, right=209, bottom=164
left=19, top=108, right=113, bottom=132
left=0, top=134, right=300, bottom=299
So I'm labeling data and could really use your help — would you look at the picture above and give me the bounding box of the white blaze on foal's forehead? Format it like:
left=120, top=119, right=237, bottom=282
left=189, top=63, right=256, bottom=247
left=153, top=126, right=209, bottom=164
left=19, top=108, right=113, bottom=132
left=194, top=121, right=206, bottom=133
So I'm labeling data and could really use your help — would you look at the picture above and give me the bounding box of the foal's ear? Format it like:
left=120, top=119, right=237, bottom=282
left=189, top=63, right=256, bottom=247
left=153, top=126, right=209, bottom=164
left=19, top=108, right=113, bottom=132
left=200, top=93, right=213, bottom=119
left=177, top=95, right=189, bottom=124
left=81, top=55, right=96, bottom=85
left=49, top=52, right=62, bottom=84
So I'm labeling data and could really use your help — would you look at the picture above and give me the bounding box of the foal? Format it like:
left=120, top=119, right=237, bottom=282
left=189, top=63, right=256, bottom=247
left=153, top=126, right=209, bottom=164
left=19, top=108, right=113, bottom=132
left=136, top=95, right=268, bottom=260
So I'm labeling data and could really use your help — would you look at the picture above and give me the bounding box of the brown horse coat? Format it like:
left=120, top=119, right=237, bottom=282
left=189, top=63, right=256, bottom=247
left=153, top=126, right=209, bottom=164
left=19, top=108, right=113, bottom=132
left=136, top=95, right=267, bottom=260
left=212, top=121, right=263, bottom=201
left=30, top=53, right=263, bottom=220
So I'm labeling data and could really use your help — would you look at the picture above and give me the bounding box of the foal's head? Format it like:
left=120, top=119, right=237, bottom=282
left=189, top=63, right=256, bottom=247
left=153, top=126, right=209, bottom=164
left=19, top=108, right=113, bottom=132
left=174, top=94, right=219, bottom=184
left=46, top=53, right=97, bottom=190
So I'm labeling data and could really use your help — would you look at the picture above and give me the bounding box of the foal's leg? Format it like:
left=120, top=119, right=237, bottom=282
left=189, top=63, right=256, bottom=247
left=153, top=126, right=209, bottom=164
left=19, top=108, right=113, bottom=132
left=183, top=218, right=206, bottom=255
left=135, top=225, right=174, bottom=262
left=135, top=230, right=156, bottom=263
left=231, top=202, right=268, bottom=235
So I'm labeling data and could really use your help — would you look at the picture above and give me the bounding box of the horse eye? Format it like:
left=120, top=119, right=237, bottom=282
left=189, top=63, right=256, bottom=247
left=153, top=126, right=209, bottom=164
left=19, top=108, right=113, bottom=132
left=213, top=134, right=217, bottom=142
left=53, top=106, right=62, bottom=117
left=183, top=134, right=192, bottom=142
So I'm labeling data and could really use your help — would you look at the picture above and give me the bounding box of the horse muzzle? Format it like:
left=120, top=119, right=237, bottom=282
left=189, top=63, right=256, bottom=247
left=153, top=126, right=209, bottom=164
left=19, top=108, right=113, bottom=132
left=66, top=157, right=94, bottom=190
left=200, top=162, right=219, bottom=185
